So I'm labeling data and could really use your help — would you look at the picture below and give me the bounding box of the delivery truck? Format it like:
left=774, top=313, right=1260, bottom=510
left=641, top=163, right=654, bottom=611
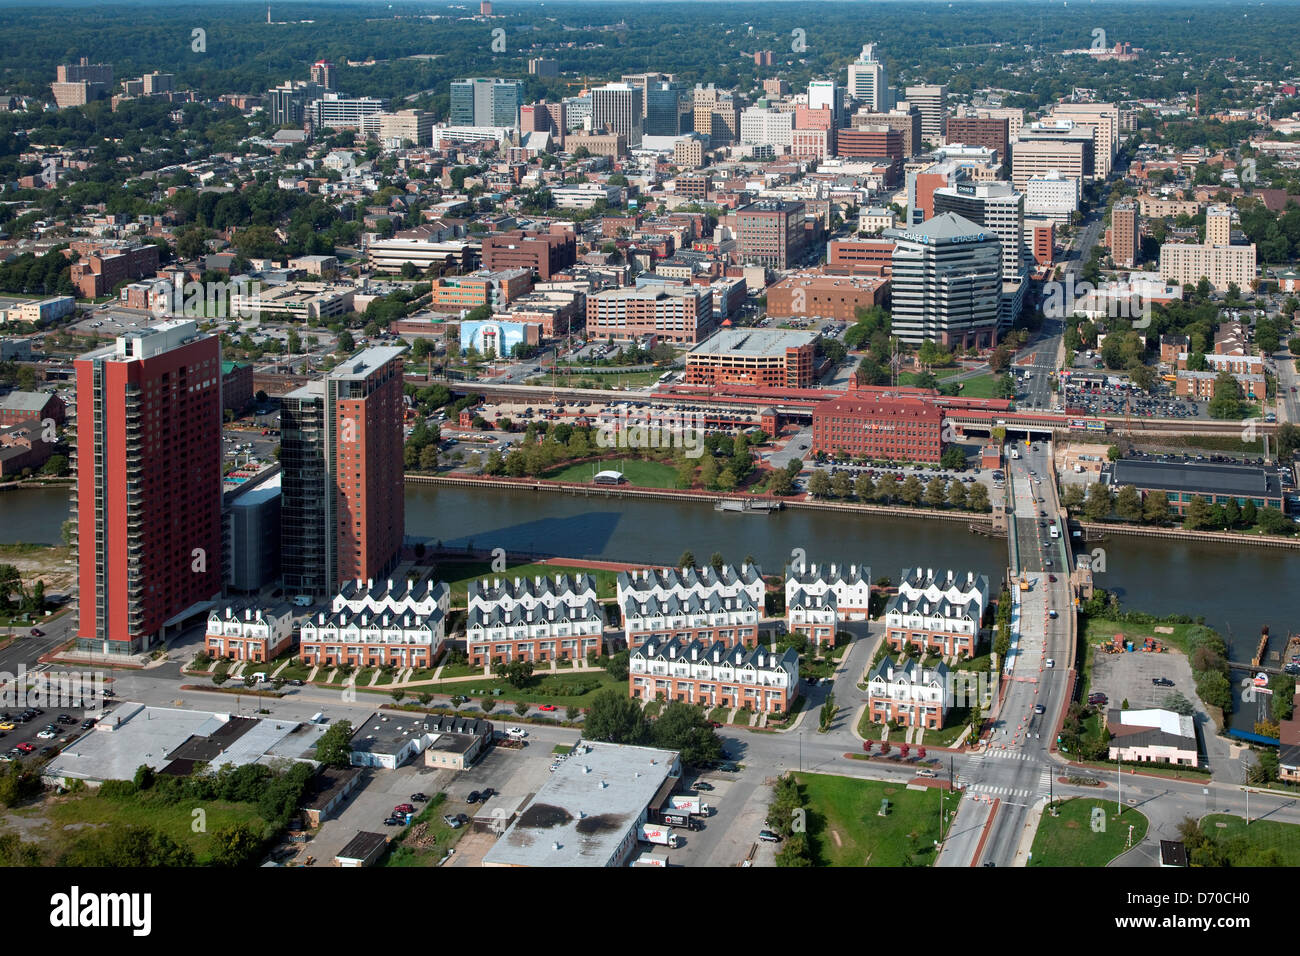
left=639, top=824, right=681, bottom=848
left=666, top=794, right=710, bottom=817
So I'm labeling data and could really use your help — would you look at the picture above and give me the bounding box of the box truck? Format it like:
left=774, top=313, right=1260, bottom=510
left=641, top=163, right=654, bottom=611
left=639, top=824, right=681, bottom=848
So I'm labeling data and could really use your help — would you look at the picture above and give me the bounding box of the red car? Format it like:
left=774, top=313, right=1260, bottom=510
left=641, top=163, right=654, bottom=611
left=392, top=803, right=415, bottom=815
left=16, top=742, right=34, bottom=754
left=538, top=704, right=557, bottom=712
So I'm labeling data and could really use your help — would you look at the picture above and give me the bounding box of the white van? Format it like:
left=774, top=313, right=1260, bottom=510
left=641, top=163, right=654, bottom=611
left=250, top=672, right=268, bottom=683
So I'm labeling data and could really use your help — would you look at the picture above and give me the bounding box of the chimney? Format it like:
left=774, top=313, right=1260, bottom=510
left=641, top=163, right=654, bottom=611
left=713, top=646, right=721, bottom=663
left=669, top=645, right=677, bottom=659
left=245, top=608, right=251, bottom=621
left=367, top=578, right=374, bottom=590
left=758, top=650, right=765, bottom=667
left=691, top=645, right=698, bottom=660
left=387, top=579, right=393, bottom=592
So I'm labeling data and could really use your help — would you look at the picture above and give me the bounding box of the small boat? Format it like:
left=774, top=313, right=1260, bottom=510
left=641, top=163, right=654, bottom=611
left=715, top=498, right=781, bottom=514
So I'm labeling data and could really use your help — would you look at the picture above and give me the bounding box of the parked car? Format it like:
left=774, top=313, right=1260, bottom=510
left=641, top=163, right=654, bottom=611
left=411, top=792, right=428, bottom=803
left=758, top=829, right=782, bottom=843
left=392, top=803, right=415, bottom=814
left=383, top=816, right=403, bottom=827
left=36, top=730, right=55, bottom=740
left=538, top=704, right=557, bottom=712
left=692, top=781, right=715, bottom=792
left=466, top=791, right=482, bottom=804
left=287, top=679, right=304, bottom=687
left=1152, top=677, right=1175, bottom=687
left=506, top=727, right=527, bottom=739
left=16, top=742, right=34, bottom=754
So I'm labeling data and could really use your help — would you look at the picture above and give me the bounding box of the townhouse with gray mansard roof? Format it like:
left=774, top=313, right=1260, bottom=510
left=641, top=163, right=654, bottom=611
left=629, top=636, right=798, bottom=713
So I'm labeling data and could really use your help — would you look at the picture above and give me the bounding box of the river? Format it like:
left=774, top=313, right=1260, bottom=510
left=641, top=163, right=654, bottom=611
left=3, top=484, right=1297, bottom=662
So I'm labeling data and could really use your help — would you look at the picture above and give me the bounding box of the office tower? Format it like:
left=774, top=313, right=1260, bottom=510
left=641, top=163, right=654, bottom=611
left=932, top=181, right=1027, bottom=281
left=265, top=81, right=324, bottom=127
left=310, top=93, right=387, bottom=130
left=1024, top=170, right=1080, bottom=222
left=836, top=125, right=903, bottom=161
left=480, top=0, right=492, bottom=14
left=1159, top=243, right=1256, bottom=292
left=904, top=84, right=947, bottom=146
left=854, top=106, right=921, bottom=157
left=591, top=82, right=644, bottom=146
left=1206, top=204, right=1232, bottom=247
left=57, top=57, right=113, bottom=85
left=645, top=81, right=691, bottom=136
left=1049, top=103, right=1119, bottom=178
left=808, top=80, right=845, bottom=129
left=736, top=200, right=808, bottom=269
left=945, top=116, right=1009, bottom=164
left=847, top=44, right=890, bottom=112
left=73, top=320, right=223, bottom=654
left=310, top=60, right=337, bottom=89
left=1111, top=200, right=1140, bottom=268
left=450, top=78, right=523, bottom=128
left=886, top=213, right=1002, bottom=348
left=280, top=348, right=405, bottom=597
left=528, top=58, right=559, bottom=78
left=692, top=84, right=721, bottom=141
left=521, top=100, right=567, bottom=149
left=141, top=72, right=174, bottom=95
left=740, top=106, right=794, bottom=149
left=1013, top=120, right=1095, bottom=186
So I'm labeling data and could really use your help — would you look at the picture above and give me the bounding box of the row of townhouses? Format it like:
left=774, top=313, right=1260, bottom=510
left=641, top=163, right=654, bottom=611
left=466, top=573, right=604, bottom=664
left=628, top=637, right=799, bottom=713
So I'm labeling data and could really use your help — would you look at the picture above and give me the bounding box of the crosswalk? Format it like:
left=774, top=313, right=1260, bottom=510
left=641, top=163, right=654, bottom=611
left=965, top=770, right=1055, bottom=803
left=985, top=749, right=1035, bottom=760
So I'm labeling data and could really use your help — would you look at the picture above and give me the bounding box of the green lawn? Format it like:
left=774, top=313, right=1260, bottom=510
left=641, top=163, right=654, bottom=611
left=792, top=772, right=957, bottom=866
left=642, top=701, right=662, bottom=718
left=543, top=458, right=679, bottom=488
left=952, top=373, right=1002, bottom=399
left=436, top=560, right=619, bottom=606
left=1196, top=815, right=1300, bottom=865
left=438, top=660, right=483, bottom=679
left=1082, top=617, right=1202, bottom=658
left=15, top=793, right=269, bottom=865
left=1029, top=798, right=1149, bottom=867
left=708, top=706, right=730, bottom=725
left=898, top=367, right=964, bottom=386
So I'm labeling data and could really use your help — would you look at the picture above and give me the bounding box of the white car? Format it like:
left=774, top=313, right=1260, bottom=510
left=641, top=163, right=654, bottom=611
left=1045, top=658, right=1055, bottom=668
left=506, top=727, right=527, bottom=739
left=36, top=730, right=56, bottom=739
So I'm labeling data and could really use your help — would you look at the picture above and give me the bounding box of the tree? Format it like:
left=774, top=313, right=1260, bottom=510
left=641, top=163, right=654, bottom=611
left=947, top=479, right=968, bottom=509
left=493, top=659, right=535, bottom=688
left=901, top=475, right=923, bottom=506
left=1162, top=692, right=1195, bottom=716
left=336, top=330, right=355, bottom=354
left=1143, top=490, right=1170, bottom=524
left=854, top=472, right=875, bottom=500
left=1083, top=482, right=1114, bottom=521
left=769, top=469, right=794, bottom=495
left=1061, top=483, right=1086, bottom=510
left=678, top=551, right=696, bottom=569
left=40, top=454, right=69, bottom=477
left=210, top=822, right=262, bottom=867
left=1114, top=485, right=1143, bottom=522
left=1273, top=675, right=1297, bottom=722
left=651, top=701, right=723, bottom=767
left=924, top=476, right=948, bottom=508
left=1207, top=371, right=1243, bottom=419
left=775, top=833, right=814, bottom=866
left=584, top=689, right=649, bottom=744
left=315, top=720, right=354, bottom=768
left=940, top=446, right=967, bottom=470
left=710, top=552, right=725, bottom=572
left=875, top=474, right=899, bottom=503
left=1183, top=495, right=1213, bottom=531
left=830, top=471, right=851, bottom=499
left=807, top=469, right=831, bottom=498
left=967, top=482, right=990, bottom=512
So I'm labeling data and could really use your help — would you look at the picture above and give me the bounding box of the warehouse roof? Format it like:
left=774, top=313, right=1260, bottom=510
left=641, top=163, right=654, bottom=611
left=1112, top=458, right=1281, bottom=500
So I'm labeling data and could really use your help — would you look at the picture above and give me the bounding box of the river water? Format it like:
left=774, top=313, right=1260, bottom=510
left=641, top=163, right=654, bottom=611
left=3, top=484, right=1297, bottom=661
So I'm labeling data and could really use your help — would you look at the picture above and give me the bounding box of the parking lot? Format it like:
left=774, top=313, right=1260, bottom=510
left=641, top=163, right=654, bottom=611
left=1088, top=643, right=1197, bottom=716
left=1059, top=375, right=1204, bottom=420
left=0, top=679, right=118, bottom=768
